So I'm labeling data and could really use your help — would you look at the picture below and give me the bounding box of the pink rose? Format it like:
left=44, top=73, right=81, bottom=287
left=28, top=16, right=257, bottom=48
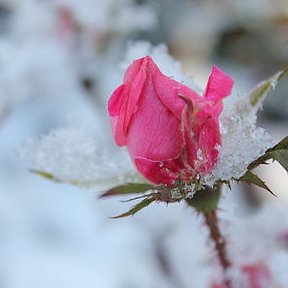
left=108, top=56, right=233, bottom=185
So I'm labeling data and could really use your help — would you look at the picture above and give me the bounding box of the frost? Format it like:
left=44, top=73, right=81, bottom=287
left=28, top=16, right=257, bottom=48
left=21, top=128, right=140, bottom=191
left=121, top=41, right=199, bottom=90
left=171, top=183, right=196, bottom=200
left=204, top=94, right=272, bottom=185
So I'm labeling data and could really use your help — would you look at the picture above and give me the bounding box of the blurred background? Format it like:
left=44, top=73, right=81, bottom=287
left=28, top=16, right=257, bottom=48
left=0, top=0, right=288, bottom=287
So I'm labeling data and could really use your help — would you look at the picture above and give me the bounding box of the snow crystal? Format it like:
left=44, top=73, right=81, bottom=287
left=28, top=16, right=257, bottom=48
left=21, top=128, right=141, bottom=191
left=204, top=94, right=272, bottom=185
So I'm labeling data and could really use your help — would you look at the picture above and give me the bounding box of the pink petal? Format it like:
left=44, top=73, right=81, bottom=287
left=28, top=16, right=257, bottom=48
left=123, top=57, right=144, bottom=83
left=134, top=156, right=187, bottom=185
left=152, top=62, right=200, bottom=120
left=123, top=58, right=147, bottom=135
left=107, top=58, right=148, bottom=146
left=180, top=99, right=198, bottom=174
left=108, top=84, right=128, bottom=146
left=126, top=70, right=183, bottom=161
left=204, top=65, right=234, bottom=102
left=198, top=117, right=221, bottom=171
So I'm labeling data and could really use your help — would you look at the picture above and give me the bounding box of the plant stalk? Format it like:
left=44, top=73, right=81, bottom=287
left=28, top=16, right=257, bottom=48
left=203, top=210, right=232, bottom=288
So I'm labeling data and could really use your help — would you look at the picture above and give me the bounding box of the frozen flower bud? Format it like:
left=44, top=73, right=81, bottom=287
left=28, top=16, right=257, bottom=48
left=108, top=56, right=233, bottom=185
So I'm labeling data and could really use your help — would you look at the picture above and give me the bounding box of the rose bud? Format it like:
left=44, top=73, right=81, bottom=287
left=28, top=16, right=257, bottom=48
left=108, top=56, right=233, bottom=185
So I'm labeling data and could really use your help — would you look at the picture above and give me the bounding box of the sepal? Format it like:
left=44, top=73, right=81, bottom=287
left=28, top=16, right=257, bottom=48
left=110, top=197, right=155, bottom=219
left=186, top=184, right=222, bottom=213
left=100, top=183, right=154, bottom=197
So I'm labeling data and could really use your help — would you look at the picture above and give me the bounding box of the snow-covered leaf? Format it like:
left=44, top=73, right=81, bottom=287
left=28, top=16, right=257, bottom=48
left=30, top=169, right=133, bottom=189
left=248, top=136, right=288, bottom=171
left=248, top=66, right=288, bottom=109
left=238, top=136, right=288, bottom=195
left=22, top=128, right=140, bottom=192
left=267, top=136, right=288, bottom=151
left=267, top=150, right=288, bottom=173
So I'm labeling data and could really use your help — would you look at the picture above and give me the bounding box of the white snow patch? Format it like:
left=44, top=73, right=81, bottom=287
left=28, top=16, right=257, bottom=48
left=204, top=94, right=272, bottom=185
left=21, top=128, right=140, bottom=191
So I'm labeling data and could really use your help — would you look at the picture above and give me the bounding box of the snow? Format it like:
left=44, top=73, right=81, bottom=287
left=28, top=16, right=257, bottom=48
left=21, top=128, right=140, bottom=191
left=218, top=192, right=288, bottom=287
left=1, top=1, right=288, bottom=287
left=204, top=97, right=272, bottom=184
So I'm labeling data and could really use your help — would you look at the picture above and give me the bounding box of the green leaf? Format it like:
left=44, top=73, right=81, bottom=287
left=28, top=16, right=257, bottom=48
left=110, top=197, right=155, bottom=219
left=30, top=168, right=143, bottom=192
left=249, top=81, right=271, bottom=107
left=186, top=184, right=222, bottom=213
left=239, top=171, right=276, bottom=196
left=267, top=149, right=288, bottom=172
left=238, top=136, right=287, bottom=197
left=100, top=183, right=154, bottom=198
left=248, top=66, right=288, bottom=108
left=267, top=136, right=288, bottom=152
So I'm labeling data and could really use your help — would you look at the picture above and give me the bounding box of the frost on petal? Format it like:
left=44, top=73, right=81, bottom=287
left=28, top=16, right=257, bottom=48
left=21, top=128, right=140, bottom=191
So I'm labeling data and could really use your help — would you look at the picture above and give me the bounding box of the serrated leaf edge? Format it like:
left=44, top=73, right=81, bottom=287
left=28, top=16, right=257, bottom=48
left=238, top=171, right=276, bottom=197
